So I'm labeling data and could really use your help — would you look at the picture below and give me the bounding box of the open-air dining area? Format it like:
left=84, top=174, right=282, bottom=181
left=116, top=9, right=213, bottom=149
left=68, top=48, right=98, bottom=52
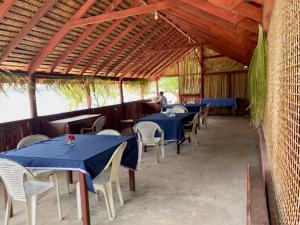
left=0, top=1, right=299, bottom=225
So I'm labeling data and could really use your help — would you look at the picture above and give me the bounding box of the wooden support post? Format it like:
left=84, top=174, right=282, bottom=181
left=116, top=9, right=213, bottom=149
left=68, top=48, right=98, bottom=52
left=155, top=78, right=159, bottom=97
left=129, top=170, right=136, bottom=192
left=85, top=84, right=91, bottom=109
left=119, top=79, right=124, bottom=104
left=200, top=47, right=204, bottom=98
left=27, top=74, right=37, bottom=118
left=79, top=172, right=90, bottom=225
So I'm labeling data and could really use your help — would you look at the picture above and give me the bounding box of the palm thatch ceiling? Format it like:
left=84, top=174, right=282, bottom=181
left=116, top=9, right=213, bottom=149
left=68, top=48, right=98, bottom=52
left=0, top=0, right=272, bottom=79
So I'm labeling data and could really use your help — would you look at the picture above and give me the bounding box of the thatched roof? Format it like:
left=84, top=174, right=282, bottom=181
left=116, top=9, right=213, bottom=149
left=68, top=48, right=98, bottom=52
left=0, top=0, right=271, bottom=79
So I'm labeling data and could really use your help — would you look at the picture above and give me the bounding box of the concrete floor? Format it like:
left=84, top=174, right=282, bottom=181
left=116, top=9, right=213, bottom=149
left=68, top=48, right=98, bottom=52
left=0, top=116, right=259, bottom=225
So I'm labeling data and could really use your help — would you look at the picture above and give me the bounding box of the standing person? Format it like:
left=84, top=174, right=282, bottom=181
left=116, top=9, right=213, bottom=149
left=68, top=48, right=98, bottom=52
left=158, top=91, right=168, bottom=111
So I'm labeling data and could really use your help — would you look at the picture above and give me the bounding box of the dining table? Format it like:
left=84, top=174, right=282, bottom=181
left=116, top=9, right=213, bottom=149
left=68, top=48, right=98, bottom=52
left=0, top=134, right=138, bottom=225
left=137, top=112, right=194, bottom=154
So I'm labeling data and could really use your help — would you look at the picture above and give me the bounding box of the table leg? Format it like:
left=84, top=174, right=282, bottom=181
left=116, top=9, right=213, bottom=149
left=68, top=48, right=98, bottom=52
left=79, top=173, right=90, bottom=225
left=128, top=170, right=135, bottom=192
left=177, top=141, right=180, bottom=154
left=2, top=184, right=13, bottom=217
left=67, top=171, right=73, bottom=184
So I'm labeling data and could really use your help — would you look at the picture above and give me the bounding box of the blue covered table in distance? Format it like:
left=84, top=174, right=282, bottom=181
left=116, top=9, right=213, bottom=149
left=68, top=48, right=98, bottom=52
left=137, top=112, right=194, bottom=153
left=0, top=135, right=138, bottom=225
left=164, top=103, right=206, bottom=113
left=201, top=98, right=237, bottom=108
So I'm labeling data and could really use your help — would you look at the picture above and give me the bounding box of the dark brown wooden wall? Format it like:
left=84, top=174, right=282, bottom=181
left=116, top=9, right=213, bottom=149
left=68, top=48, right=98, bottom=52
left=0, top=100, right=159, bottom=152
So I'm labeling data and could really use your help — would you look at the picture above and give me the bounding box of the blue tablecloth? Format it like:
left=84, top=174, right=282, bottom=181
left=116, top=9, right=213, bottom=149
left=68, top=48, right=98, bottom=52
left=137, top=113, right=194, bottom=141
left=164, top=104, right=206, bottom=113
left=201, top=98, right=237, bottom=107
left=0, top=135, right=138, bottom=192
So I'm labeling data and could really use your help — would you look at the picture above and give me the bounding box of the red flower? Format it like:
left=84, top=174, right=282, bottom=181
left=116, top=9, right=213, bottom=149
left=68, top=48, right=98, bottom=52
left=66, top=134, right=75, bottom=142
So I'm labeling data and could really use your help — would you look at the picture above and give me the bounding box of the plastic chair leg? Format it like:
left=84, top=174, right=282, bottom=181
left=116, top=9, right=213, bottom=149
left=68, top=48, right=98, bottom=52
left=53, top=174, right=62, bottom=221
left=160, top=142, right=165, bottom=159
left=116, top=178, right=124, bottom=205
left=4, top=196, right=12, bottom=225
left=26, top=196, right=36, bottom=225
left=65, top=172, right=70, bottom=194
left=76, top=183, right=82, bottom=221
left=154, top=142, right=160, bottom=163
left=103, top=184, right=114, bottom=220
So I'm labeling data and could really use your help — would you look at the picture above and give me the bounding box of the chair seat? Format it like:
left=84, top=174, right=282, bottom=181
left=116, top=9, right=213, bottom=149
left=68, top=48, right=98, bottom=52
left=143, top=137, right=162, bottom=146
left=24, top=180, right=53, bottom=198
left=30, top=169, right=55, bottom=178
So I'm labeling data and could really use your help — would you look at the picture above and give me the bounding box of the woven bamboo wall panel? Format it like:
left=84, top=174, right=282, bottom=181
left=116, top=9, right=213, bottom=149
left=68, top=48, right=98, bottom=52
left=264, top=0, right=300, bottom=224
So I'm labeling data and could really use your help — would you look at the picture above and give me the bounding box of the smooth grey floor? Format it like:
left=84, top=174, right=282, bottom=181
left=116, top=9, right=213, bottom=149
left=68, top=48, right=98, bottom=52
left=0, top=116, right=258, bottom=225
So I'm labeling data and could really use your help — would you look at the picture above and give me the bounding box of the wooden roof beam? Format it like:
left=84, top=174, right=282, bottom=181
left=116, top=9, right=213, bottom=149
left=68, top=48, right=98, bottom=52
left=105, top=22, right=166, bottom=77
left=27, top=0, right=97, bottom=75
left=232, top=2, right=262, bottom=22
left=262, top=0, right=275, bottom=31
left=118, top=29, right=179, bottom=76
left=133, top=36, right=186, bottom=77
left=148, top=49, right=191, bottom=79
left=179, top=0, right=238, bottom=23
left=0, top=0, right=16, bottom=22
left=81, top=15, right=148, bottom=76
left=50, top=0, right=124, bottom=73
left=67, top=0, right=185, bottom=28
left=138, top=0, right=192, bottom=41
left=65, top=19, right=123, bottom=74
left=0, top=0, right=56, bottom=62
left=95, top=19, right=168, bottom=76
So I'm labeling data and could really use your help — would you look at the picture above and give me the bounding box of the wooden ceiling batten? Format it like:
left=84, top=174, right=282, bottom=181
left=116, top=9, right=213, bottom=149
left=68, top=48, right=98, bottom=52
left=67, top=0, right=184, bottom=28
left=27, top=0, right=97, bottom=75
left=0, top=0, right=16, bottom=22
left=88, top=15, right=148, bottom=76
left=49, top=0, right=124, bottom=73
left=64, top=19, right=123, bottom=74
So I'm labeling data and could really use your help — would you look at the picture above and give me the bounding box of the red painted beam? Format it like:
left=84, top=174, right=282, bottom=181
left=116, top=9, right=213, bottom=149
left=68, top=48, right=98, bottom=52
left=65, top=19, right=123, bottom=74
left=232, top=2, right=262, bottom=22
left=50, top=0, right=124, bottom=73
left=88, top=15, right=147, bottom=76
left=0, top=0, right=15, bottom=22
left=67, top=0, right=184, bottom=28
left=27, top=0, right=97, bottom=75
left=0, top=0, right=56, bottom=62
left=104, top=21, right=164, bottom=77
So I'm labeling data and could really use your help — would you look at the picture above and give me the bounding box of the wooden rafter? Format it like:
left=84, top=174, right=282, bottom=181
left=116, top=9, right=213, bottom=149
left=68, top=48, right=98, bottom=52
left=94, top=18, right=162, bottom=76
left=27, top=0, right=97, bottom=75
left=138, top=38, right=187, bottom=78
left=0, top=0, right=56, bottom=62
left=105, top=22, right=165, bottom=77
left=134, top=35, right=186, bottom=78
left=120, top=28, right=176, bottom=77
left=232, top=2, right=262, bottom=22
left=50, top=0, right=124, bottom=73
left=67, top=0, right=184, bottom=28
left=65, top=19, right=123, bottom=74
left=87, top=15, right=148, bottom=76
left=0, top=0, right=15, bottom=22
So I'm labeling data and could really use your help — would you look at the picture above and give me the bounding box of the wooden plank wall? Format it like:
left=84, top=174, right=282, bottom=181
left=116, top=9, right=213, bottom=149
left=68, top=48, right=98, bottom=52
left=0, top=100, right=159, bottom=152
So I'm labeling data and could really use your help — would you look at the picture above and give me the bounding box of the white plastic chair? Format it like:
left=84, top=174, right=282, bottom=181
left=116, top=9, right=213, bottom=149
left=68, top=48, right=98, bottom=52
left=17, top=135, right=70, bottom=193
left=201, top=104, right=210, bottom=128
left=97, top=129, right=121, bottom=136
left=133, top=121, right=165, bottom=163
left=171, top=105, right=188, bottom=113
left=184, top=113, right=199, bottom=150
left=76, top=142, right=127, bottom=221
left=186, top=101, right=195, bottom=104
left=0, top=158, right=62, bottom=225
left=80, top=116, right=106, bottom=134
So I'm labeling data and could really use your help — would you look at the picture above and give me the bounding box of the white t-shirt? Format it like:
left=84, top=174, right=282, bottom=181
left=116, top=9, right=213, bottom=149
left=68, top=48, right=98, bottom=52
left=159, top=95, right=168, bottom=107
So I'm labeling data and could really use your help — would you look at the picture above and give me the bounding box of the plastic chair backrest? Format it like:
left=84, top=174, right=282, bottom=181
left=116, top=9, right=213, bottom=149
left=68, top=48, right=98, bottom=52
left=171, top=106, right=187, bottom=113
left=93, top=116, right=106, bottom=133
left=103, top=142, right=127, bottom=182
left=17, top=134, right=49, bottom=149
left=0, top=158, right=33, bottom=201
left=97, top=129, right=121, bottom=136
left=186, top=101, right=195, bottom=104
left=133, top=121, right=162, bottom=146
